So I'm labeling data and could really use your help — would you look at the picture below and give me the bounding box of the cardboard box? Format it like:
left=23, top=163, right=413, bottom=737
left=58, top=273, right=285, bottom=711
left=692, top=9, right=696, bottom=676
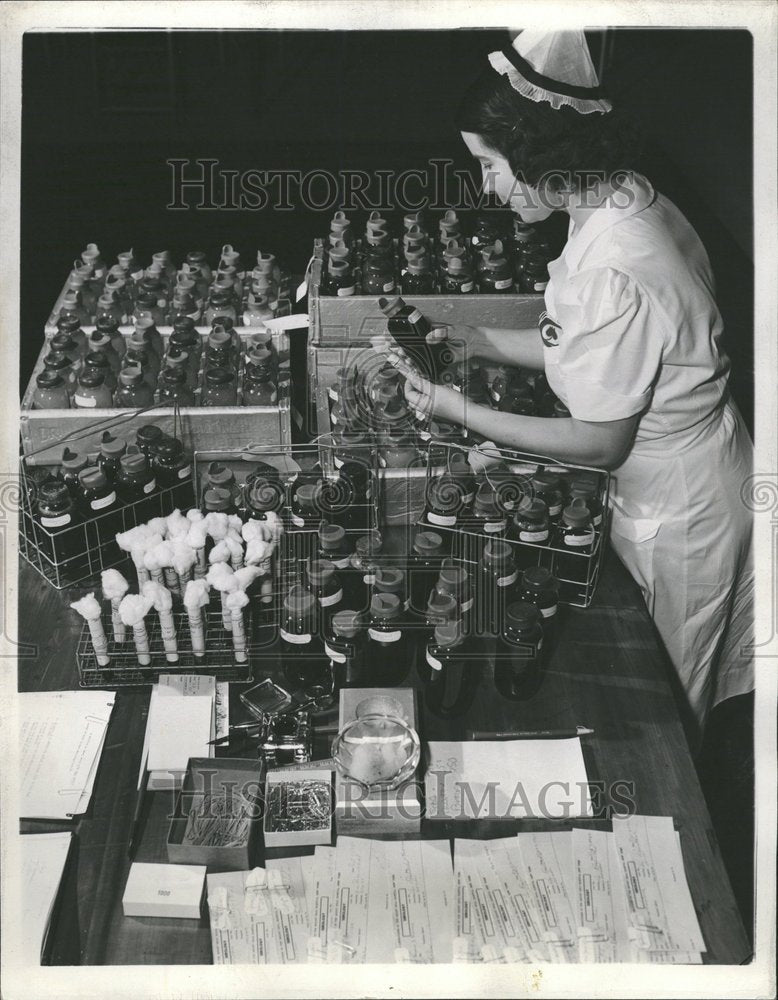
left=167, top=757, right=265, bottom=871
left=263, top=768, right=333, bottom=848
left=122, top=862, right=206, bottom=919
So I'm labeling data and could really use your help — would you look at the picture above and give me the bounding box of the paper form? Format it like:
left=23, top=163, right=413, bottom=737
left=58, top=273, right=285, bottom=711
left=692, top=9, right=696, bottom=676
left=570, top=828, right=631, bottom=962
left=19, top=691, right=116, bottom=819
left=612, top=816, right=706, bottom=958
left=515, top=832, right=578, bottom=963
left=21, top=832, right=73, bottom=964
left=159, top=673, right=216, bottom=697
left=426, top=739, right=592, bottom=820
left=146, top=692, right=213, bottom=774
left=328, top=836, right=373, bottom=962
left=366, top=840, right=454, bottom=964
left=306, top=847, right=338, bottom=950
left=265, top=857, right=311, bottom=964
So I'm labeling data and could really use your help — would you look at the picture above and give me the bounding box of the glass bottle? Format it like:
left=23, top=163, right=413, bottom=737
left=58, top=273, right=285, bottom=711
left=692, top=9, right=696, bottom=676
left=202, top=366, right=238, bottom=406
left=122, top=345, right=157, bottom=389
left=164, top=345, right=197, bottom=390
left=243, top=361, right=278, bottom=406
left=476, top=537, right=518, bottom=635
left=472, top=480, right=508, bottom=539
left=421, top=620, right=477, bottom=718
left=49, top=333, right=84, bottom=381
left=407, top=530, right=445, bottom=617
left=494, top=602, right=545, bottom=701
left=288, top=481, right=320, bottom=531
left=318, top=521, right=352, bottom=570
left=509, top=496, right=551, bottom=571
left=56, top=315, right=88, bottom=358
left=153, top=436, right=192, bottom=489
left=77, top=467, right=121, bottom=547
left=243, top=471, right=285, bottom=522
left=32, top=370, right=70, bottom=409
left=34, top=479, right=84, bottom=581
left=95, top=291, right=124, bottom=329
left=186, top=250, right=213, bottom=286
left=202, top=486, right=236, bottom=515
left=520, top=566, right=560, bottom=647
left=440, top=256, right=475, bottom=294
left=372, top=566, right=408, bottom=612
left=126, top=330, right=161, bottom=379
left=43, top=350, right=79, bottom=396
left=170, top=317, right=203, bottom=366
left=60, top=448, right=89, bottom=496
left=553, top=498, right=595, bottom=596
left=280, top=585, right=329, bottom=704
left=135, top=424, right=165, bottom=463
left=158, top=365, right=195, bottom=407
left=95, top=316, right=127, bottom=362
left=324, top=609, right=366, bottom=689
left=362, top=256, right=396, bottom=296
left=134, top=316, right=165, bottom=362
left=97, top=432, right=127, bottom=483
left=116, top=448, right=158, bottom=506
left=82, top=350, right=117, bottom=391
left=204, top=326, right=239, bottom=372
left=73, top=368, right=113, bottom=409
left=531, top=471, right=564, bottom=523
left=305, top=559, right=345, bottom=631
left=478, top=251, right=514, bottom=294
left=134, top=289, right=166, bottom=328
left=345, top=531, right=383, bottom=615
left=378, top=295, right=443, bottom=381
left=203, top=461, right=240, bottom=510
left=327, top=258, right=356, bottom=297
left=366, top=593, right=408, bottom=686
left=432, top=559, right=474, bottom=629
left=568, top=477, right=603, bottom=528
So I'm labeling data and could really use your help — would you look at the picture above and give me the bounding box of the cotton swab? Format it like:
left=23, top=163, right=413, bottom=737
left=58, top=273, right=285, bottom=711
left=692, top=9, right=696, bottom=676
left=101, top=568, right=130, bottom=643
left=142, top=580, right=178, bottom=663
left=118, top=594, right=154, bottom=666
left=171, top=537, right=197, bottom=590
left=183, top=579, right=210, bottom=658
left=186, top=521, right=208, bottom=579
left=207, top=562, right=237, bottom=631
left=226, top=590, right=249, bottom=663
left=70, top=592, right=110, bottom=666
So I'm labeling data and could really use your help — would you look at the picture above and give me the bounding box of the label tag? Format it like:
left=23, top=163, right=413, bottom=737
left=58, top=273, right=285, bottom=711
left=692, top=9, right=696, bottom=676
left=497, top=571, right=518, bottom=588
left=519, top=529, right=549, bottom=543
left=290, top=513, right=306, bottom=527
left=177, top=466, right=192, bottom=479
left=333, top=455, right=344, bottom=469
left=494, top=278, right=513, bottom=290
left=427, top=511, right=457, bottom=527
left=484, top=520, right=507, bottom=533
left=279, top=628, right=312, bottom=645
left=74, top=394, right=97, bottom=408
left=548, top=503, right=562, bottom=516
left=540, top=604, right=558, bottom=618
left=408, top=308, right=422, bottom=324
left=320, top=588, right=343, bottom=608
left=91, top=491, right=116, bottom=510
left=368, top=628, right=402, bottom=643
left=426, top=649, right=443, bottom=671
left=295, top=277, right=308, bottom=302
left=565, top=531, right=595, bottom=548
left=336, top=286, right=355, bottom=297
left=363, top=572, right=376, bottom=585
left=460, top=597, right=474, bottom=613
left=383, top=281, right=395, bottom=292
left=324, top=642, right=347, bottom=663
left=40, top=513, right=71, bottom=528
left=328, top=386, right=339, bottom=402
left=143, top=478, right=156, bottom=494
left=461, top=281, right=474, bottom=293
left=534, top=280, right=549, bottom=291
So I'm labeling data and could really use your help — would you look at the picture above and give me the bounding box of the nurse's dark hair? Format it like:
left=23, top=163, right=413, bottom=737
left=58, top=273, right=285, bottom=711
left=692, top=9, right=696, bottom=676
left=456, top=69, right=642, bottom=191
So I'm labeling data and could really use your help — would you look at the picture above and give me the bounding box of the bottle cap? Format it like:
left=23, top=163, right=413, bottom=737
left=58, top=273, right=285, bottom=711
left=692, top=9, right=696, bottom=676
left=437, top=563, right=467, bottom=593
left=156, top=437, right=184, bottom=461
left=505, top=601, right=541, bottom=631
left=515, top=496, right=547, bottom=521
left=532, top=471, right=561, bottom=491
left=77, top=367, right=104, bottom=388
left=553, top=399, right=571, bottom=418
left=61, top=447, right=88, bottom=472
left=561, top=497, right=592, bottom=527
left=294, top=483, right=318, bottom=511
left=413, top=530, right=443, bottom=555
left=119, top=451, right=149, bottom=475
left=36, top=370, right=65, bottom=389
left=208, top=327, right=233, bottom=350
left=328, top=259, right=350, bottom=278
left=204, top=487, right=231, bottom=511
left=569, top=478, right=597, bottom=498
left=96, top=314, right=120, bottom=334
left=136, top=424, right=163, bottom=449
left=166, top=345, right=188, bottom=365
left=44, top=350, right=73, bottom=371
left=307, top=559, right=336, bottom=585
left=331, top=609, right=362, bottom=639
left=206, top=462, right=235, bottom=488
left=370, top=592, right=400, bottom=621
left=355, top=531, right=382, bottom=557
left=434, top=619, right=463, bottom=648
left=377, top=295, right=405, bottom=319
left=173, top=316, right=197, bottom=338
left=522, top=566, right=557, bottom=591
left=483, top=538, right=513, bottom=564
left=160, top=365, right=186, bottom=385
left=205, top=366, right=233, bottom=386
left=403, top=211, right=424, bottom=230
left=100, top=432, right=127, bottom=457
left=446, top=257, right=469, bottom=275
left=284, top=584, right=317, bottom=619
left=474, top=480, right=500, bottom=517
left=319, top=522, right=346, bottom=549
left=186, top=250, right=207, bottom=265
left=374, top=567, right=404, bottom=594
left=84, top=350, right=110, bottom=371
left=50, top=333, right=79, bottom=354
left=425, top=589, right=457, bottom=620
left=38, top=478, right=71, bottom=507
left=78, top=467, right=109, bottom=491
left=57, top=314, right=82, bottom=334
left=406, top=258, right=431, bottom=275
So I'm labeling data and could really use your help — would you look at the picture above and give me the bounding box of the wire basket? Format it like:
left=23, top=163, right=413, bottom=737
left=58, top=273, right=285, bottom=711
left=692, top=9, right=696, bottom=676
left=76, top=604, right=254, bottom=687
left=417, top=440, right=610, bottom=608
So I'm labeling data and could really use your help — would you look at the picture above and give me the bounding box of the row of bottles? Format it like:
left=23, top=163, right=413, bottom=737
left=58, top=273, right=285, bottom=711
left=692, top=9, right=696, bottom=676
left=56, top=243, right=289, bottom=329
left=32, top=314, right=281, bottom=410
left=320, top=208, right=561, bottom=297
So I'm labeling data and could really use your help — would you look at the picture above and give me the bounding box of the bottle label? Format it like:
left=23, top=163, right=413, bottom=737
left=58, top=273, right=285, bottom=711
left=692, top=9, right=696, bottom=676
left=40, top=513, right=71, bottom=528
left=368, top=628, right=401, bottom=643
left=324, top=642, right=347, bottom=664
left=363, top=572, right=376, bottom=585
left=462, top=490, right=475, bottom=505
left=378, top=456, right=387, bottom=468
left=143, top=478, right=156, bottom=494
left=427, top=511, right=457, bottom=527
left=328, top=386, right=339, bottom=402
left=336, top=286, right=356, bottom=297
left=290, top=513, right=306, bottom=528
left=408, top=308, right=422, bottom=324
left=419, top=429, right=432, bottom=441
left=460, top=281, right=474, bottom=293
left=565, top=530, right=595, bottom=547
left=533, top=280, right=549, bottom=292
left=91, top=491, right=116, bottom=510
left=177, top=466, right=192, bottom=479
left=333, top=456, right=344, bottom=469
left=330, top=412, right=339, bottom=425
left=484, top=520, right=507, bottom=533
left=383, top=281, right=395, bottom=293
left=279, top=628, right=312, bottom=644
left=548, top=503, right=563, bottom=516
left=497, top=571, right=518, bottom=588
left=426, top=649, right=443, bottom=672
left=540, top=605, right=558, bottom=619
left=460, top=597, right=474, bottom=613
left=494, top=278, right=513, bottom=290
left=452, top=385, right=462, bottom=394
left=520, top=529, right=549, bottom=543
left=320, top=588, right=343, bottom=608
left=74, top=394, right=97, bottom=408
left=593, top=513, right=602, bottom=527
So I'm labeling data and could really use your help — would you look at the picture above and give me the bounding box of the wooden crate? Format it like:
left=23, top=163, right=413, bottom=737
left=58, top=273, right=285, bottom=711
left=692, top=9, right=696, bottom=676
left=309, top=240, right=546, bottom=345
left=21, top=327, right=293, bottom=465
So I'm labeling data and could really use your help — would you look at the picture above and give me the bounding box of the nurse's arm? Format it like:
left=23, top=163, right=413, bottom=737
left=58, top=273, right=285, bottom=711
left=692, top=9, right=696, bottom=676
left=433, top=325, right=545, bottom=370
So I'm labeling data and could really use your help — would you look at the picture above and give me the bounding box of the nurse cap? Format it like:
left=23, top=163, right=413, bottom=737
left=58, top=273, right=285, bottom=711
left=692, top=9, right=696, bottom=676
left=488, top=29, right=612, bottom=115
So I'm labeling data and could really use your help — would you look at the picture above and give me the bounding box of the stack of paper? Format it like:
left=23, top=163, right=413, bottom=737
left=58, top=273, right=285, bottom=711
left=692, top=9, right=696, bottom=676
left=206, top=838, right=455, bottom=964
left=453, top=817, right=706, bottom=964
left=21, top=832, right=73, bottom=964
left=143, top=675, right=217, bottom=790
left=19, top=691, right=116, bottom=819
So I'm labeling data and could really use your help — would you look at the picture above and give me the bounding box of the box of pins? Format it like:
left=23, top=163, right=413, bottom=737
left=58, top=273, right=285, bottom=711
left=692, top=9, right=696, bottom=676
left=263, top=768, right=333, bottom=848
left=167, top=757, right=265, bottom=870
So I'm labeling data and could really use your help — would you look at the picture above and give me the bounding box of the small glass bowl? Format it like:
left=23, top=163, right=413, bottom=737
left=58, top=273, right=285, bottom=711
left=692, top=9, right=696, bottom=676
left=331, top=714, right=420, bottom=791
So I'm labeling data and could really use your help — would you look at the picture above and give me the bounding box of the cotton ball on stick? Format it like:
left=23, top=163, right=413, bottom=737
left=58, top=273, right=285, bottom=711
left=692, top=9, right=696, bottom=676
left=183, top=579, right=210, bottom=657
left=101, top=569, right=129, bottom=643
left=186, top=521, right=208, bottom=579
left=142, top=580, right=178, bottom=663
left=118, top=593, right=154, bottom=665
left=205, top=511, right=229, bottom=542
left=225, top=530, right=244, bottom=570
left=70, top=592, right=110, bottom=666
left=186, top=508, right=204, bottom=523
left=208, top=561, right=237, bottom=631
left=171, top=538, right=197, bottom=589
left=166, top=508, right=190, bottom=539
left=146, top=516, right=169, bottom=539
left=225, top=589, right=249, bottom=663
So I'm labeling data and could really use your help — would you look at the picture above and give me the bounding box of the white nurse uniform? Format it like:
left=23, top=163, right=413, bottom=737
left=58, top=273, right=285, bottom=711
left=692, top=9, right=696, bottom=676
left=540, top=172, right=754, bottom=737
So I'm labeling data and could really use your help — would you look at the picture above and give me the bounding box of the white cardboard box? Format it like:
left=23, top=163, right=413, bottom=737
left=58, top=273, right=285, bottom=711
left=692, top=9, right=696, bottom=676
left=122, top=862, right=206, bottom=919
left=263, top=768, right=333, bottom=848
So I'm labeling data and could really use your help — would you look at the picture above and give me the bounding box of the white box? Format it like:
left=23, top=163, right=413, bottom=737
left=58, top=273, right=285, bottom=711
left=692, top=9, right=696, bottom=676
left=122, top=862, right=206, bottom=919
left=263, top=768, right=333, bottom=848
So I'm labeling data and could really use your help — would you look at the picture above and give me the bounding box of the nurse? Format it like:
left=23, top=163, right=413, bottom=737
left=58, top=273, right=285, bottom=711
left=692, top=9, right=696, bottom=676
left=403, top=29, right=754, bottom=742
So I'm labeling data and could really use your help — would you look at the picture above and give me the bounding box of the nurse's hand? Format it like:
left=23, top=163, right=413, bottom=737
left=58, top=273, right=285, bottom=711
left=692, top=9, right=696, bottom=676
left=403, top=370, right=466, bottom=426
left=428, top=324, right=487, bottom=364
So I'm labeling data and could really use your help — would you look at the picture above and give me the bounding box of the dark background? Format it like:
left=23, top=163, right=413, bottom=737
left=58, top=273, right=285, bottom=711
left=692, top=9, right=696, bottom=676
left=21, top=28, right=754, bottom=431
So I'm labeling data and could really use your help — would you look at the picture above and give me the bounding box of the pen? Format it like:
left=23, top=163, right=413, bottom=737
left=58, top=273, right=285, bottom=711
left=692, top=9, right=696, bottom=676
left=207, top=722, right=265, bottom=746
left=127, top=765, right=149, bottom=860
left=466, top=726, right=595, bottom=740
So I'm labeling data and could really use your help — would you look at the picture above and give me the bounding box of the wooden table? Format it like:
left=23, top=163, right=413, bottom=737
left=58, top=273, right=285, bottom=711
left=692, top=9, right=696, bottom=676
left=17, top=551, right=751, bottom=965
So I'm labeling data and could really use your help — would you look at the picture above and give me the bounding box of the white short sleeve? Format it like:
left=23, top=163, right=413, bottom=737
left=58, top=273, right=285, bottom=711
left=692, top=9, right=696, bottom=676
left=545, top=268, right=663, bottom=422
